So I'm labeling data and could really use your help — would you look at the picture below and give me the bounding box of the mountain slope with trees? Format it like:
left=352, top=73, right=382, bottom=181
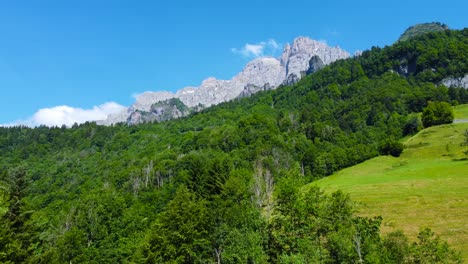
left=0, top=28, right=467, bottom=263
left=398, top=22, right=449, bottom=42
left=316, top=104, right=468, bottom=259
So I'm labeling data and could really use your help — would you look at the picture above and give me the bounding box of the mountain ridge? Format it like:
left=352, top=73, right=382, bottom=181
left=99, top=36, right=350, bottom=125
left=398, top=22, right=449, bottom=42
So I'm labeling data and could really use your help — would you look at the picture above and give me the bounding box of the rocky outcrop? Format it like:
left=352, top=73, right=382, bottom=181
left=100, top=36, right=350, bottom=125
left=280, top=37, right=348, bottom=83
left=353, top=50, right=363, bottom=57
left=441, top=75, right=468, bottom=89
left=306, top=55, right=325, bottom=75
left=396, top=58, right=418, bottom=77
left=178, top=57, right=285, bottom=107
left=149, top=98, right=192, bottom=121
left=283, top=73, right=303, bottom=86
left=238, top=83, right=274, bottom=98
left=123, top=98, right=193, bottom=125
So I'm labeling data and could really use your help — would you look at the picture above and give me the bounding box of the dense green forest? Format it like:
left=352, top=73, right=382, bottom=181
left=1, top=29, right=467, bottom=263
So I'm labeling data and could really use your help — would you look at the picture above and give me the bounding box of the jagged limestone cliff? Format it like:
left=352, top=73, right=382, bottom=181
left=100, top=37, right=350, bottom=125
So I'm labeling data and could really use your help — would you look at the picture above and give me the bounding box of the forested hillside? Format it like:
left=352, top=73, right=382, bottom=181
left=316, top=104, right=468, bottom=258
left=1, top=29, right=467, bottom=263
left=398, top=22, right=449, bottom=42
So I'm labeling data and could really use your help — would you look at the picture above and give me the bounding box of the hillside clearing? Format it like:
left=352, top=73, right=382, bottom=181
left=315, top=104, right=468, bottom=258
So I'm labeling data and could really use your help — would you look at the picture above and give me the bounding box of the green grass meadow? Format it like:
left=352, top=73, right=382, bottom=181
left=455, top=104, right=468, bottom=120
left=316, top=105, right=468, bottom=258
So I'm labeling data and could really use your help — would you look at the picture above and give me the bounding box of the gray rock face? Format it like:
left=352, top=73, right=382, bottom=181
left=133, top=91, right=176, bottom=112
left=283, top=73, right=303, bottom=86
left=281, top=37, right=349, bottom=82
left=238, top=83, right=273, bottom=98
left=98, top=91, right=176, bottom=125
left=353, top=50, right=363, bottom=57
left=441, top=75, right=468, bottom=89
left=100, top=36, right=350, bottom=125
left=306, top=55, right=325, bottom=75
left=396, top=59, right=417, bottom=77
left=98, top=107, right=134, bottom=125
left=124, top=98, right=192, bottom=125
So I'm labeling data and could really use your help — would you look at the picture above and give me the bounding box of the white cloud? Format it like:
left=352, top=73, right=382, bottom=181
left=244, top=44, right=265, bottom=57
left=1, top=102, right=126, bottom=127
left=231, top=39, right=282, bottom=58
left=267, top=39, right=280, bottom=49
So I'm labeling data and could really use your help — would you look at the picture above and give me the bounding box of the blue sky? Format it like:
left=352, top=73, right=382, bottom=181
left=1, top=0, right=467, bottom=126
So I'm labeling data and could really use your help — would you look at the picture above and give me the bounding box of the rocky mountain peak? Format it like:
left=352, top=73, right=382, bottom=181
left=201, top=77, right=218, bottom=86
left=281, top=37, right=350, bottom=85
left=290, top=36, right=322, bottom=53
left=99, top=36, right=350, bottom=125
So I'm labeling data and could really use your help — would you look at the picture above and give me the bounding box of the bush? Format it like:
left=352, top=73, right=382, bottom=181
left=403, top=114, right=423, bottom=136
left=421, top=101, right=454, bottom=128
left=410, top=228, right=462, bottom=263
left=379, top=141, right=405, bottom=157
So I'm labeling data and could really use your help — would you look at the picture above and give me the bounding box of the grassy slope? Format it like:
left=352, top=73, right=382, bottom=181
left=315, top=104, right=468, bottom=258
left=455, top=104, right=468, bottom=120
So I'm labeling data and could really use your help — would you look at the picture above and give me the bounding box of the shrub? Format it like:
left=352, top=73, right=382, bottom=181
left=403, top=114, right=423, bottom=136
left=379, top=141, right=405, bottom=157
left=421, top=101, right=454, bottom=128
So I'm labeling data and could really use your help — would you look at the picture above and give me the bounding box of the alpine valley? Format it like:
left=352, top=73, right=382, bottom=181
left=0, top=23, right=467, bottom=263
